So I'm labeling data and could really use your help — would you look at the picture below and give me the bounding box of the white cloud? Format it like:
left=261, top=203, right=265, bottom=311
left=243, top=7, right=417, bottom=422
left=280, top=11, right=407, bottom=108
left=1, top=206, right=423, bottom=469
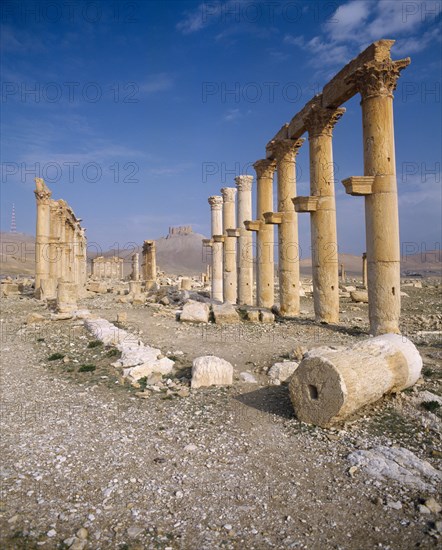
left=325, top=0, right=371, bottom=42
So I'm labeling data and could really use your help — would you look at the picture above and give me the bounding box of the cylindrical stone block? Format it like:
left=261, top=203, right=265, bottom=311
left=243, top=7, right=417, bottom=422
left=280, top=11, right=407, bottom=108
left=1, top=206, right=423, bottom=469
left=56, top=281, right=78, bottom=313
left=289, top=334, right=422, bottom=427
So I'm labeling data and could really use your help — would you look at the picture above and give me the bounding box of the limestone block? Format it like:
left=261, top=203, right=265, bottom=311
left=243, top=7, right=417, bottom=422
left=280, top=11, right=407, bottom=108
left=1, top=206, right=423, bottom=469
left=348, top=446, right=441, bottom=492
left=87, top=281, right=107, bottom=293
left=289, top=334, right=422, bottom=427
left=259, top=310, right=275, bottom=323
left=180, top=301, right=210, bottom=323
left=240, top=372, right=258, bottom=383
left=246, top=310, right=260, bottom=322
left=57, top=282, right=78, bottom=313
left=26, top=312, right=46, bottom=324
left=351, top=290, right=369, bottom=303
left=269, top=362, right=299, bottom=382
left=180, top=278, right=192, bottom=290
left=0, top=283, right=20, bottom=297
left=191, top=356, right=233, bottom=389
left=212, top=302, right=240, bottom=324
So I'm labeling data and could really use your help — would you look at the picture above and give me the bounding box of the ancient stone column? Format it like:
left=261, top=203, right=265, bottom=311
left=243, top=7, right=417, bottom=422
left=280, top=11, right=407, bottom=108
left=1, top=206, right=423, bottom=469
left=289, top=334, right=422, bottom=427
left=235, top=176, right=253, bottom=306
left=253, top=159, right=276, bottom=308
left=267, top=139, right=304, bottom=317
left=299, top=105, right=345, bottom=323
left=340, top=263, right=345, bottom=283
left=131, top=253, right=140, bottom=281
left=221, top=187, right=237, bottom=304
left=34, top=178, right=52, bottom=298
left=362, top=252, right=368, bottom=288
left=208, top=196, right=223, bottom=302
left=345, top=58, right=410, bottom=334
left=142, top=240, right=157, bottom=289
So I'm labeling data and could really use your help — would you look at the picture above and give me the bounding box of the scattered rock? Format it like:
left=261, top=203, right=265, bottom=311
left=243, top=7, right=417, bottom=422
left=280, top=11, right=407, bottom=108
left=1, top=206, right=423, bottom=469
left=191, top=356, right=233, bottom=389
left=348, top=446, right=442, bottom=492
left=240, top=372, right=258, bottom=383
left=180, top=301, right=210, bottom=323
left=350, top=290, right=369, bottom=303
left=268, top=361, right=299, bottom=383
left=212, top=302, right=240, bottom=324
left=26, top=312, right=46, bottom=324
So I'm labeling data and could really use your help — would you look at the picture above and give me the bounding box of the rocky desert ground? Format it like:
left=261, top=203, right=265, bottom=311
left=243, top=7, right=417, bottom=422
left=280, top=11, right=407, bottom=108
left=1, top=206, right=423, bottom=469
left=1, top=275, right=441, bottom=550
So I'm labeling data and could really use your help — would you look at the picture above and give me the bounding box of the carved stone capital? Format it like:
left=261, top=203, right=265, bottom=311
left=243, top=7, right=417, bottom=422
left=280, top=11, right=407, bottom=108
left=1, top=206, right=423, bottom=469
left=305, top=105, right=346, bottom=137
left=234, top=175, right=253, bottom=192
left=208, top=195, right=223, bottom=210
left=346, top=58, right=410, bottom=100
left=268, top=138, right=304, bottom=161
left=221, top=187, right=237, bottom=203
left=34, top=177, right=52, bottom=201
left=253, top=159, right=276, bottom=180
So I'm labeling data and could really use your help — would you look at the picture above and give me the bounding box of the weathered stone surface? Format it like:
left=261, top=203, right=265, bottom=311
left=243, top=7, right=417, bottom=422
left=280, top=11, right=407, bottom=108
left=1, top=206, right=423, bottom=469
left=245, top=310, right=260, bottom=322
left=1, top=282, right=20, bottom=296
left=212, top=302, right=240, bottom=324
left=56, top=282, right=78, bottom=313
left=269, top=361, right=299, bottom=383
left=259, top=310, right=275, bottom=323
left=351, top=290, right=369, bottom=303
left=240, top=372, right=258, bottom=383
left=26, top=312, right=46, bottom=324
left=289, top=334, right=422, bottom=427
left=191, top=356, right=233, bottom=389
left=180, top=301, right=210, bottom=323
left=348, top=446, right=442, bottom=492
left=87, top=281, right=107, bottom=294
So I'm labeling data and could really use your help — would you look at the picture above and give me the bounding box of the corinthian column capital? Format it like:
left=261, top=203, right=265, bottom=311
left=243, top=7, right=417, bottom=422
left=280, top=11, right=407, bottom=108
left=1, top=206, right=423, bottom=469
left=208, top=195, right=223, bottom=210
left=34, top=177, right=52, bottom=201
left=253, top=159, right=276, bottom=180
left=268, top=138, right=305, bottom=161
left=305, top=104, right=346, bottom=137
left=221, top=187, right=237, bottom=203
left=346, top=58, right=410, bottom=100
left=234, top=175, right=253, bottom=192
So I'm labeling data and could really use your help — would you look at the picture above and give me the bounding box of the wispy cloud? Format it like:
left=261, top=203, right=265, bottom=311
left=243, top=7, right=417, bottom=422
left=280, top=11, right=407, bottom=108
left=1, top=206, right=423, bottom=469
left=139, top=73, right=174, bottom=94
left=285, top=0, right=441, bottom=71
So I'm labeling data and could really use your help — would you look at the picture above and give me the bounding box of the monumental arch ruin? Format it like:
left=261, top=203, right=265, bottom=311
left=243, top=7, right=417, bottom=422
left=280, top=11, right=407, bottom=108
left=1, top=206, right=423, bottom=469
left=34, top=177, right=87, bottom=300
left=206, top=40, right=410, bottom=335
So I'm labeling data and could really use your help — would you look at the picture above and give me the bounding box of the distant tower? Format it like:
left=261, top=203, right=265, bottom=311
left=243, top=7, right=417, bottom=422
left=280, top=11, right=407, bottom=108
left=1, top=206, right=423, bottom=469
left=10, top=203, right=17, bottom=233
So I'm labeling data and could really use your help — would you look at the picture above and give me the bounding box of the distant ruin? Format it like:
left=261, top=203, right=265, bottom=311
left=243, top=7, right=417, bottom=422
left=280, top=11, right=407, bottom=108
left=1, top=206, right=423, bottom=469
left=167, top=226, right=193, bottom=238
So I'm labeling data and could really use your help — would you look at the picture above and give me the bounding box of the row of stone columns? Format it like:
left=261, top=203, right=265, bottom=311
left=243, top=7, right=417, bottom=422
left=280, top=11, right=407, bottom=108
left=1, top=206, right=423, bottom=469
left=34, top=178, right=87, bottom=300
left=206, top=47, right=408, bottom=335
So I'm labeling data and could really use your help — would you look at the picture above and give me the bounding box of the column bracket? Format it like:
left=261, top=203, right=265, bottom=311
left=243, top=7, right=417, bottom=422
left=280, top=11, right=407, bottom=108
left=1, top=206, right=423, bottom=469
left=263, top=211, right=283, bottom=224
left=292, top=196, right=319, bottom=213
left=244, top=220, right=261, bottom=232
left=342, top=176, right=374, bottom=196
left=226, top=228, right=240, bottom=238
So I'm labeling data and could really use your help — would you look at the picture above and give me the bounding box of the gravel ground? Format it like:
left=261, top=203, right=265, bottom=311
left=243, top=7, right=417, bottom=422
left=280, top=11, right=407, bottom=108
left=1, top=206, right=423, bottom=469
left=1, top=281, right=441, bottom=549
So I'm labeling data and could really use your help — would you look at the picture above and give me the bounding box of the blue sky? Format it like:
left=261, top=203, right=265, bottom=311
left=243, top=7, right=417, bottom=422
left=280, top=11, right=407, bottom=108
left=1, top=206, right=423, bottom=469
left=1, top=0, right=441, bottom=258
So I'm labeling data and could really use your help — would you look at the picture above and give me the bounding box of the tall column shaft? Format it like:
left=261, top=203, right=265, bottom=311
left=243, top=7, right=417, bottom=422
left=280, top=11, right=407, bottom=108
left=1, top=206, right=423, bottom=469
left=271, top=140, right=303, bottom=316
left=132, top=253, right=140, bottom=281
left=235, top=176, right=253, bottom=305
left=306, top=107, right=344, bottom=323
left=142, top=241, right=157, bottom=283
left=221, top=188, right=237, bottom=303
left=362, top=252, right=368, bottom=288
left=254, top=159, right=276, bottom=308
left=208, top=196, right=223, bottom=301
left=34, top=178, right=52, bottom=296
left=350, top=58, right=409, bottom=334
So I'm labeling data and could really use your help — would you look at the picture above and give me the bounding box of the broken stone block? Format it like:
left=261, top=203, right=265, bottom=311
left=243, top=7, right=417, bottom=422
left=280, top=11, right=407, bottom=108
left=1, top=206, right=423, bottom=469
left=57, top=282, right=78, bottom=313
left=180, top=301, right=209, bottom=323
left=269, top=361, right=299, bottom=383
left=259, top=310, right=274, bottom=323
left=245, top=310, right=260, bottom=322
left=87, top=281, right=107, bottom=293
left=26, top=312, right=46, bottom=324
left=212, top=302, right=240, bottom=324
left=350, top=290, right=369, bottom=303
left=1, top=282, right=20, bottom=297
left=239, top=372, right=258, bottom=383
left=117, top=312, right=127, bottom=323
left=191, top=356, right=233, bottom=389
left=180, top=278, right=192, bottom=290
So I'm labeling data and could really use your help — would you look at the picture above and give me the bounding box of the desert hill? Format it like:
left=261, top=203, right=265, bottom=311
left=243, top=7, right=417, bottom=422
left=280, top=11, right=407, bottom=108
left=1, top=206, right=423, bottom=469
left=1, top=230, right=440, bottom=278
